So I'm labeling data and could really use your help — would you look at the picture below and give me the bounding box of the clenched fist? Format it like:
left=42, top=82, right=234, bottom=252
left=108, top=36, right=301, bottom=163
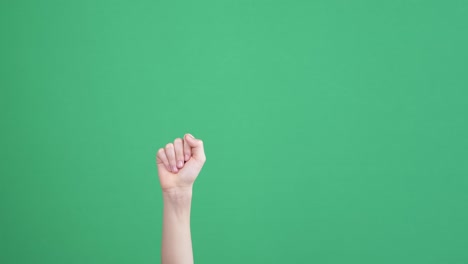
left=156, top=133, right=206, bottom=193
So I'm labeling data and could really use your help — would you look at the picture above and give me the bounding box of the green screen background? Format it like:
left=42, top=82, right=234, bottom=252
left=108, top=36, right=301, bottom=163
left=1, top=0, right=467, bottom=263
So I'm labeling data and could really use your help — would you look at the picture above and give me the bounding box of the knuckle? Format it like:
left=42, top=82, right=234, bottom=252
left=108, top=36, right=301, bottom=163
left=174, top=138, right=182, bottom=144
left=157, top=148, right=165, bottom=155
left=166, top=143, right=173, bottom=149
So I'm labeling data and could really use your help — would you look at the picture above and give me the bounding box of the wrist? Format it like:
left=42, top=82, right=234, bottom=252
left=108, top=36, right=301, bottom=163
left=163, top=187, right=192, bottom=219
left=162, top=186, right=193, bottom=202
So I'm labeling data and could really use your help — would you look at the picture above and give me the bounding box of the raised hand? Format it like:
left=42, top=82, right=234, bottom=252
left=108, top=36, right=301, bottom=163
left=156, top=133, right=206, bottom=193
left=157, top=134, right=205, bottom=264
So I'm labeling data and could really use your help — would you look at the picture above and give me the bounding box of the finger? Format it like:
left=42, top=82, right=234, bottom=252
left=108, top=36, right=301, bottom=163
left=183, top=137, right=192, bottom=161
left=174, top=138, right=184, bottom=169
left=156, top=148, right=171, bottom=172
left=184, top=133, right=206, bottom=163
left=165, top=143, right=178, bottom=173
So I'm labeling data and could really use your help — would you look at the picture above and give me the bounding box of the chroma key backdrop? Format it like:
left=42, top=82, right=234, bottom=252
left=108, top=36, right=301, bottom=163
left=1, top=0, right=467, bottom=263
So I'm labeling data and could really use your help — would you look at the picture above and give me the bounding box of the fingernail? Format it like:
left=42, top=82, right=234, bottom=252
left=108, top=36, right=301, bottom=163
left=177, top=161, right=183, bottom=168
left=167, top=166, right=172, bottom=172
left=185, top=154, right=190, bottom=161
left=172, top=166, right=177, bottom=172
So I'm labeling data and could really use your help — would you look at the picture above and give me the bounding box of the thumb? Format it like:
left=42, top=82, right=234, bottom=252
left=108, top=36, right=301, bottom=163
left=184, top=133, right=206, bottom=162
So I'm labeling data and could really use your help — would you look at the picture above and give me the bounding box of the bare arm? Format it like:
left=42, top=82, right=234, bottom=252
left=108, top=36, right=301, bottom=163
left=156, top=134, right=206, bottom=264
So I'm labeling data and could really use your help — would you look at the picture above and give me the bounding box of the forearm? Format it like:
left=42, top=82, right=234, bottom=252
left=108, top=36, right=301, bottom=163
left=161, top=188, right=194, bottom=264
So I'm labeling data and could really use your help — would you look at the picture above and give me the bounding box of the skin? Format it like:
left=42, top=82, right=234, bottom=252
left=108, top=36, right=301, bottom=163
left=156, top=133, right=206, bottom=264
